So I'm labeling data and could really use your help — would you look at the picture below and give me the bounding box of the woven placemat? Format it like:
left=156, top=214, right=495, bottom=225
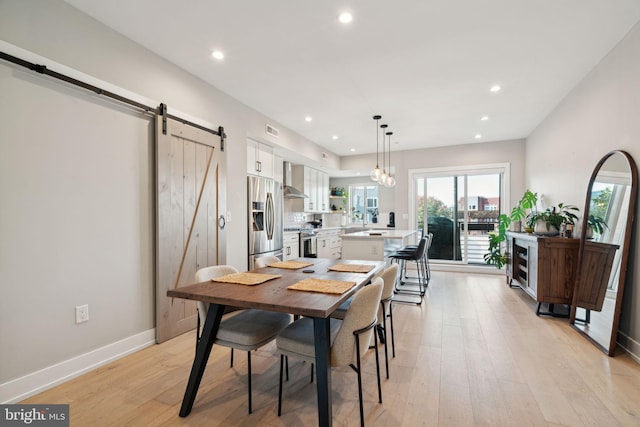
left=212, top=272, right=281, bottom=286
left=288, top=278, right=356, bottom=295
left=268, top=260, right=314, bottom=269
left=328, top=263, right=376, bottom=273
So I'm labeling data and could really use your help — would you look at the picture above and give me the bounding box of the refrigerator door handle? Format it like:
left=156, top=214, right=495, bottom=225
left=266, top=191, right=274, bottom=240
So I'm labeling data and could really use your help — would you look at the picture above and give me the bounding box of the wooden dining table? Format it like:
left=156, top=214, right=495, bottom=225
left=167, top=257, right=385, bottom=427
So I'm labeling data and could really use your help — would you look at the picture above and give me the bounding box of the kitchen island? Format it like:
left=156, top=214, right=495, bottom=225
left=341, top=229, right=419, bottom=261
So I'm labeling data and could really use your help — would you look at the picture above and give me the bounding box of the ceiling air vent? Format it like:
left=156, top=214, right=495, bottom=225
left=265, top=123, right=279, bottom=138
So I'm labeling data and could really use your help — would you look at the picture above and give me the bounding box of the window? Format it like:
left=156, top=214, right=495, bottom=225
left=349, top=184, right=378, bottom=224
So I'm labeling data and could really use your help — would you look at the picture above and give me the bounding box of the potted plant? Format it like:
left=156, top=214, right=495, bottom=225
left=510, top=189, right=539, bottom=233
left=529, top=203, right=580, bottom=236
left=484, top=190, right=538, bottom=268
left=586, top=214, right=607, bottom=239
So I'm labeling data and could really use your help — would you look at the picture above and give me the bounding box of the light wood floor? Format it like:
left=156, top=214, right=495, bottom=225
left=22, top=271, right=640, bottom=426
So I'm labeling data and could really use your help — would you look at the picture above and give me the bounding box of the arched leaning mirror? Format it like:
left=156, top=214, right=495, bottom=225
left=570, top=150, right=637, bottom=356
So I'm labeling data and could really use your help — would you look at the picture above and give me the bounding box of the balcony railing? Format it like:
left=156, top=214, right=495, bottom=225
left=461, top=233, right=492, bottom=264
left=421, top=220, right=495, bottom=265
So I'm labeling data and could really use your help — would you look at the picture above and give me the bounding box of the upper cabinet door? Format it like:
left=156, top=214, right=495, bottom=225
left=319, top=171, right=329, bottom=212
left=303, top=165, right=316, bottom=212
left=247, top=139, right=274, bottom=178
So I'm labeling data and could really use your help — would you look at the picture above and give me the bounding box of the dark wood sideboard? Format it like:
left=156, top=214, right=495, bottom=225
left=505, top=232, right=580, bottom=316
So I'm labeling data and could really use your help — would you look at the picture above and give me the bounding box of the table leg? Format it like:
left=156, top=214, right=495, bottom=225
left=313, top=317, right=332, bottom=427
left=179, top=303, right=225, bottom=417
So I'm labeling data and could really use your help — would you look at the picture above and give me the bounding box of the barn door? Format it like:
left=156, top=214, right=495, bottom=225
left=155, top=116, right=226, bottom=343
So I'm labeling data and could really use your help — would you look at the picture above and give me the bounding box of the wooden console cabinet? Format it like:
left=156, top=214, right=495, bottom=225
left=505, top=232, right=580, bottom=314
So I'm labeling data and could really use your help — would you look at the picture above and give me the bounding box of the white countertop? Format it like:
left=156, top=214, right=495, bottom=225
left=341, top=229, right=418, bottom=239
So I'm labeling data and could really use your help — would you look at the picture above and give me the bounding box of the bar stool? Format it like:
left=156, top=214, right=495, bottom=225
left=398, top=233, right=432, bottom=284
left=388, top=236, right=429, bottom=304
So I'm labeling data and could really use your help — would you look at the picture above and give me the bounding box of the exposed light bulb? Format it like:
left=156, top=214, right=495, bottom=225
left=386, top=175, right=396, bottom=188
left=379, top=172, right=389, bottom=186
left=370, top=167, right=381, bottom=182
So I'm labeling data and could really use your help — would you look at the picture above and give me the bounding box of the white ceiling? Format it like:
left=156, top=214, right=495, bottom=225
left=65, top=0, right=640, bottom=157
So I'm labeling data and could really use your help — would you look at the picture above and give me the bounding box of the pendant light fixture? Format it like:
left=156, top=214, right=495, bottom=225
left=385, top=130, right=396, bottom=188
left=369, top=115, right=382, bottom=182
left=378, top=124, right=389, bottom=186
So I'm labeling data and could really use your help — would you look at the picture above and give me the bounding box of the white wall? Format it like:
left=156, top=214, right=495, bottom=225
left=341, top=139, right=527, bottom=230
left=526, top=21, right=640, bottom=357
left=0, top=61, right=156, bottom=382
left=0, top=0, right=336, bottom=401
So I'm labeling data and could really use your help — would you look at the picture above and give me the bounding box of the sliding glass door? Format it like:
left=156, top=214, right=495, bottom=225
left=411, top=164, right=508, bottom=265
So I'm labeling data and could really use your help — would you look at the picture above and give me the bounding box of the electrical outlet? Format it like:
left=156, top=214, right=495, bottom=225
left=75, top=304, right=89, bottom=324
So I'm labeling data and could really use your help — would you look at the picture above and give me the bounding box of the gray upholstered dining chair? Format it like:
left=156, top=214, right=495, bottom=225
left=254, top=255, right=280, bottom=269
left=332, top=264, right=398, bottom=379
left=195, top=265, right=291, bottom=414
left=276, top=279, right=383, bottom=427
left=375, top=264, right=398, bottom=379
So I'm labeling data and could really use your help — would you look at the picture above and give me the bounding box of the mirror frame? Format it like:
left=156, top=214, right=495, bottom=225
left=570, top=150, right=638, bottom=356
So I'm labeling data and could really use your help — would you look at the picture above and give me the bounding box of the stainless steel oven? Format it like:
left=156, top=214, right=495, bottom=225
left=301, top=231, right=317, bottom=258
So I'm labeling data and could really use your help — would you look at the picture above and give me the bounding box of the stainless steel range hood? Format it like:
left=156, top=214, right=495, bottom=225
left=283, top=161, right=308, bottom=199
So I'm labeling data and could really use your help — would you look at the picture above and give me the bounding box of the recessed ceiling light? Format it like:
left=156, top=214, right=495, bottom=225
left=211, top=50, right=224, bottom=60
left=475, top=134, right=483, bottom=139
left=481, top=115, right=489, bottom=121
left=338, top=12, right=353, bottom=24
left=332, top=135, right=339, bottom=140
left=350, top=148, right=355, bottom=152
left=490, top=85, right=501, bottom=93
left=305, top=116, right=313, bottom=122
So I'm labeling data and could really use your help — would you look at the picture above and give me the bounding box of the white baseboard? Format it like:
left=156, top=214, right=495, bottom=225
left=0, top=329, right=156, bottom=403
left=617, top=331, right=640, bottom=363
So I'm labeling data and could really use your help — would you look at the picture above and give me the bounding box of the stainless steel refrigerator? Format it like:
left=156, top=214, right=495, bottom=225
left=248, top=175, right=283, bottom=269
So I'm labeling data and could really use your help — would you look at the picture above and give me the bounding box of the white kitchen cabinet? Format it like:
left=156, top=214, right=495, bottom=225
left=283, top=232, right=300, bottom=261
left=294, top=165, right=329, bottom=213
left=316, top=229, right=341, bottom=259
left=319, top=172, right=329, bottom=212
left=303, top=166, right=317, bottom=212
left=247, top=139, right=274, bottom=178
